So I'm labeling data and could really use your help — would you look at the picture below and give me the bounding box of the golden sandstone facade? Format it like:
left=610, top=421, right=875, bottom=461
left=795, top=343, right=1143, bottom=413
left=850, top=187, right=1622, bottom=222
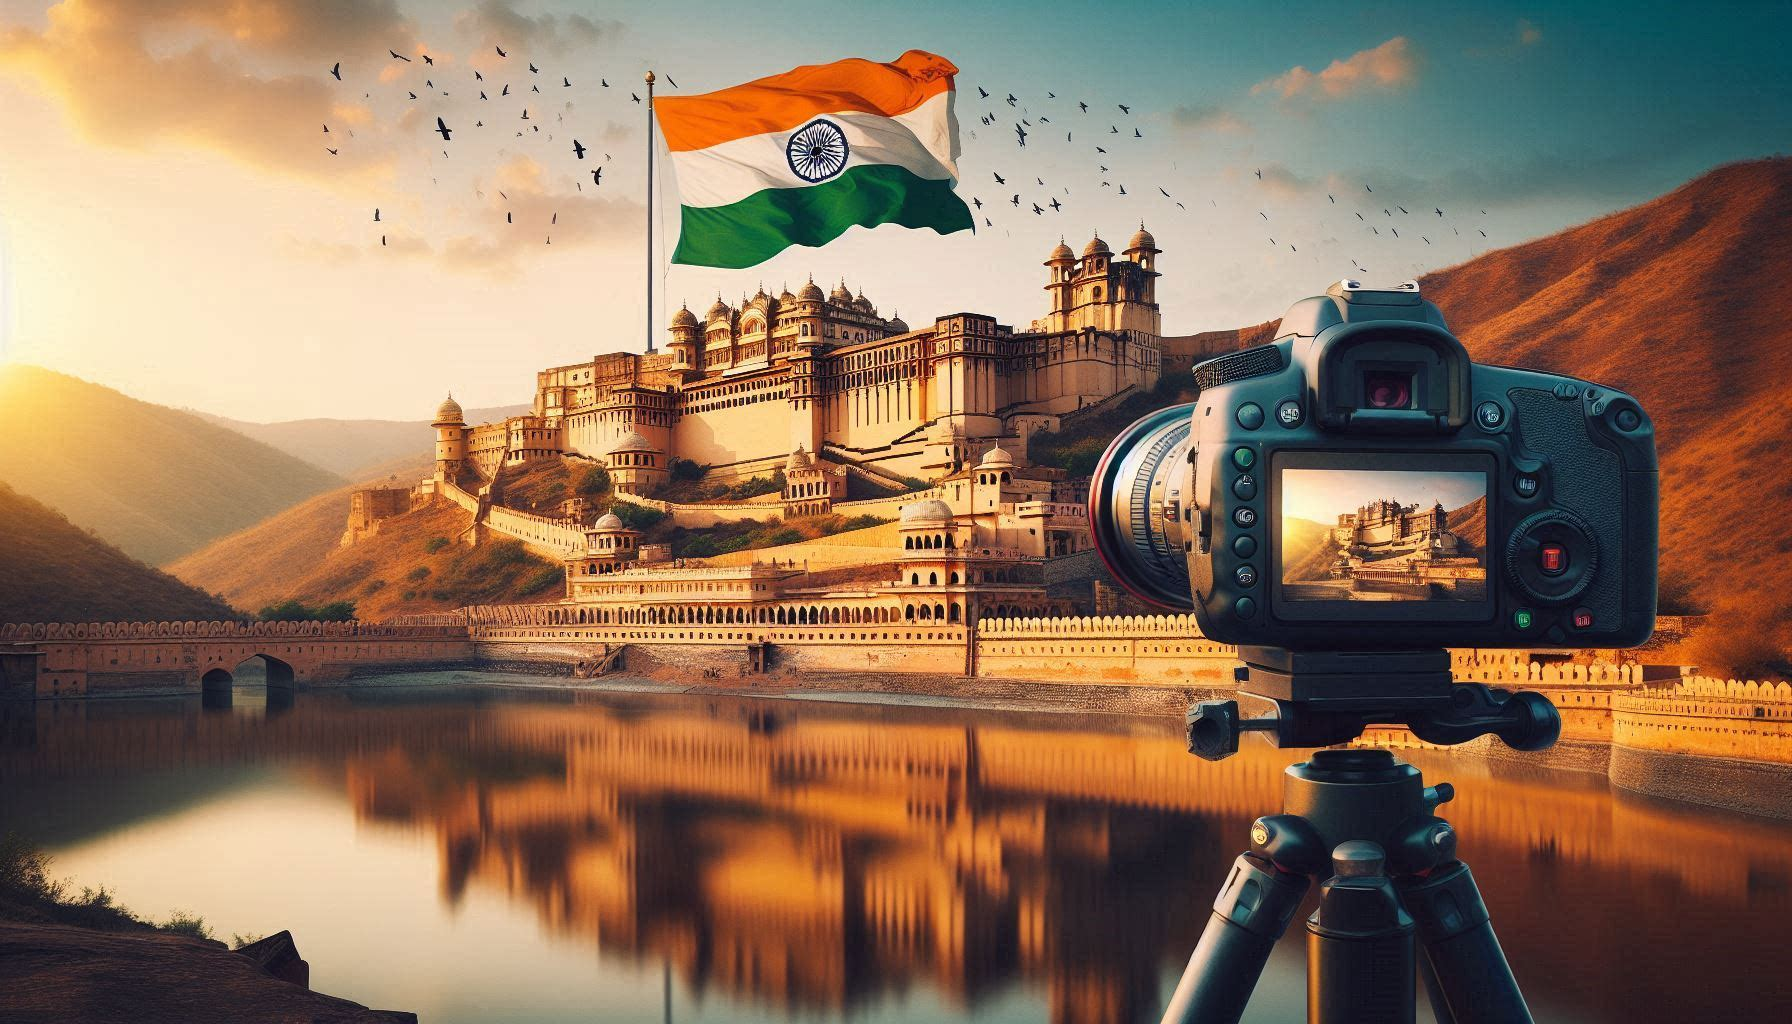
left=433, top=229, right=1164, bottom=486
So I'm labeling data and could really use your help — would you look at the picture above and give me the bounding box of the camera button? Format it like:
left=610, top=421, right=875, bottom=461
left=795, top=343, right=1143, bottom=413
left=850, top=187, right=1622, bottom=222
left=1234, top=596, right=1257, bottom=619
left=1276, top=400, right=1304, bottom=428
left=1476, top=401, right=1506, bottom=431
left=1538, top=543, right=1567, bottom=575
left=1513, top=473, right=1540, bottom=499
left=1232, top=535, right=1256, bottom=558
left=1615, top=407, right=1642, bottom=431
left=1513, top=609, right=1535, bottom=630
left=1236, top=403, right=1264, bottom=430
left=1235, top=564, right=1258, bottom=588
left=1572, top=608, right=1594, bottom=630
left=1231, top=447, right=1256, bottom=470
left=1232, top=506, right=1258, bottom=528
left=1232, top=473, right=1257, bottom=500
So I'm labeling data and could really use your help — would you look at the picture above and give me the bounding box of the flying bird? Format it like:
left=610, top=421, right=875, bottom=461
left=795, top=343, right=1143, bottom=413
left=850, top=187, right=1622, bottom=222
left=480, top=90, right=487, bottom=100
left=422, top=53, right=433, bottom=65
left=1015, top=124, right=1027, bottom=146
left=389, top=50, right=410, bottom=62
left=572, top=139, right=586, bottom=158
left=563, top=77, right=571, bottom=87
left=1478, top=229, right=1487, bottom=237
left=1118, top=184, right=1126, bottom=195
left=1049, top=198, right=1061, bottom=211
left=1118, top=104, right=1131, bottom=114
left=1328, top=194, right=1335, bottom=203
left=1398, top=205, right=1408, bottom=214
left=993, top=172, right=1005, bottom=184
left=323, top=123, right=329, bottom=133
left=1157, top=187, right=1170, bottom=197
left=407, top=91, right=416, bottom=100
left=329, top=62, right=341, bottom=80
left=521, top=108, right=529, bottom=119
left=592, top=168, right=602, bottom=185
left=435, top=117, right=452, bottom=140
left=602, top=78, right=609, bottom=87
left=1435, top=208, right=1444, bottom=217
left=978, top=86, right=989, bottom=98
left=1011, top=194, right=1021, bottom=206
left=1005, top=93, right=1017, bottom=105
left=326, top=147, right=338, bottom=155
left=496, top=45, right=507, bottom=57
left=502, top=84, right=510, bottom=95
left=1096, top=146, right=1106, bottom=153
left=631, top=92, right=641, bottom=103
left=475, top=71, right=483, bottom=81
left=1032, top=203, right=1043, bottom=215
left=529, top=62, right=539, bottom=73
left=972, top=196, right=982, bottom=208
left=531, top=84, right=539, bottom=93
left=373, top=208, right=381, bottom=221
left=667, top=74, right=680, bottom=87
left=381, top=235, right=386, bottom=246
left=1078, top=101, right=1088, bottom=112
left=1255, top=168, right=1262, bottom=179
left=507, top=211, right=512, bottom=223
left=1134, top=128, right=1142, bottom=138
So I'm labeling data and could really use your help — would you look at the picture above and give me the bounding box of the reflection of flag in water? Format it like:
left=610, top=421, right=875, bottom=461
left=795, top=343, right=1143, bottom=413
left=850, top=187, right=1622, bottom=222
left=656, top=50, right=973, bottom=268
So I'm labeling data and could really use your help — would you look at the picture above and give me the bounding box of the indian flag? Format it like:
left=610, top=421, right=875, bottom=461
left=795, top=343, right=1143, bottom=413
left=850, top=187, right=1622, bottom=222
left=656, top=50, right=974, bottom=269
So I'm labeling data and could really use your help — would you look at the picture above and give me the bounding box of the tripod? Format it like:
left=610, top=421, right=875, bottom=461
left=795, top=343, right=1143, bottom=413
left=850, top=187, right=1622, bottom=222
left=1159, top=648, right=1561, bottom=1024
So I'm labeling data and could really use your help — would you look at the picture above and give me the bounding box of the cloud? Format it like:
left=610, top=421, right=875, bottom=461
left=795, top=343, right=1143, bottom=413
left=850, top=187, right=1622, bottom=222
left=0, top=0, right=413, bottom=183
left=417, top=154, right=642, bottom=274
left=455, top=0, right=621, bottom=60
left=1251, top=37, right=1418, bottom=103
left=1170, top=103, right=1249, bottom=135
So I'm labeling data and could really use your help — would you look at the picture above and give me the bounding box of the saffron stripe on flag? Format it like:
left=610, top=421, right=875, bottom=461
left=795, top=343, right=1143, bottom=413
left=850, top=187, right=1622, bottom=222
left=656, top=50, right=957, bottom=152
left=666, top=93, right=959, bottom=210
left=672, top=164, right=973, bottom=269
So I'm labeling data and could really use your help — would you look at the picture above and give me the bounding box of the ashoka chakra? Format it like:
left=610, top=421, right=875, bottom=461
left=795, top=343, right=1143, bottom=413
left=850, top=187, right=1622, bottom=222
left=786, top=119, right=850, bottom=183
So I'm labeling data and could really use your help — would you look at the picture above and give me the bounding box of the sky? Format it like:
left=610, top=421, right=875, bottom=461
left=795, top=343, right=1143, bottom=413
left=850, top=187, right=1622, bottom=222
left=1281, top=468, right=1484, bottom=524
left=0, top=0, right=1787, bottom=421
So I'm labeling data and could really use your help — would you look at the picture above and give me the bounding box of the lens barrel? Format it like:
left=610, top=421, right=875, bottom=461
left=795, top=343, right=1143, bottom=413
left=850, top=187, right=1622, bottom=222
left=1088, top=402, right=1198, bottom=611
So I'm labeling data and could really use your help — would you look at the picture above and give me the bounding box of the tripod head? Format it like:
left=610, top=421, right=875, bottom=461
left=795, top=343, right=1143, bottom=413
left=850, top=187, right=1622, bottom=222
left=1186, top=647, right=1561, bottom=761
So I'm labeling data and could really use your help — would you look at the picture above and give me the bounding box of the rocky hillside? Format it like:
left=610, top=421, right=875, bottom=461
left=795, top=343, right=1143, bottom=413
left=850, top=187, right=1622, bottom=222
left=197, top=404, right=528, bottom=477
left=1423, top=157, right=1792, bottom=616
left=0, top=366, right=342, bottom=565
left=0, top=481, right=239, bottom=624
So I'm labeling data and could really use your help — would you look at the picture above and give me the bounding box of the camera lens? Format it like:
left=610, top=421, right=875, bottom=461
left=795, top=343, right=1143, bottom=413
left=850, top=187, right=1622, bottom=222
left=1088, top=403, right=1198, bottom=611
left=1364, top=370, right=1413, bottom=410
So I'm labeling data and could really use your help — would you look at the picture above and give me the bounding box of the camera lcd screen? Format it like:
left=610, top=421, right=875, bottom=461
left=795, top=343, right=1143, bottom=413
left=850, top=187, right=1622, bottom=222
left=1279, top=467, right=1488, bottom=604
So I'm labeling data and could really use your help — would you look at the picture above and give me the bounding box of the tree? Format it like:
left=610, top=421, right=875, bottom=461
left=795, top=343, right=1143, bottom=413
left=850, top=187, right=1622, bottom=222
left=576, top=466, right=611, bottom=495
left=669, top=457, right=706, bottom=481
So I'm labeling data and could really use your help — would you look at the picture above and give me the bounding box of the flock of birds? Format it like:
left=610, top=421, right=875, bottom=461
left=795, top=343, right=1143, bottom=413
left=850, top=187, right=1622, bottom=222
left=323, top=46, right=1499, bottom=278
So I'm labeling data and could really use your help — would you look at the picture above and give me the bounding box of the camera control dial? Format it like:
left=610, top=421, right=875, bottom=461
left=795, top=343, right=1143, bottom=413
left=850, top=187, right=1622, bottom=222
left=1504, top=509, right=1599, bottom=605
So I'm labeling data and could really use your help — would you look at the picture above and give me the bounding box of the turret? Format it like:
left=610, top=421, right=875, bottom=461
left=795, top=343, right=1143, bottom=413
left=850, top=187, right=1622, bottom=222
left=432, top=393, right=466, bottom=482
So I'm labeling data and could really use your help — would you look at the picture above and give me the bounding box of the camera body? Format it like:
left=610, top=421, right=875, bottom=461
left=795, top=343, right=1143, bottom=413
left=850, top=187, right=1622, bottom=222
left=1090, top=280, right=1657, bottom=650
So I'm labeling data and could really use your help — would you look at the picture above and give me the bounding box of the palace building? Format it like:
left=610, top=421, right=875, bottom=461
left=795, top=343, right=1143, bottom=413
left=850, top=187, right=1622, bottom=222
left=433, top=229, right=1166, bottom=487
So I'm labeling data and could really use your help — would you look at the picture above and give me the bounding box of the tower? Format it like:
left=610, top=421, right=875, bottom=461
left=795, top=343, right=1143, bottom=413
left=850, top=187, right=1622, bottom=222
left=667, top=304, right=700, bottom=375
left=1043, top=237, right=1076, bottom=331
left=433, top=393, right=466, bottom=482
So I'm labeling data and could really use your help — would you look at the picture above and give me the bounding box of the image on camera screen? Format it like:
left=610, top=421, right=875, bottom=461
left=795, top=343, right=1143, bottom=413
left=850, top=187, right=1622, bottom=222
left=1280, top=469, right=1488, bottom=602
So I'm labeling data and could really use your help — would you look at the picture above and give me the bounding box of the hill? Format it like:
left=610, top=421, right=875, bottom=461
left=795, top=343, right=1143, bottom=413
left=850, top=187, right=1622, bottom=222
left=0, top=481, right=238, bottom=624
left=1422, top=157, right=1792, bottom=616
left=197, top=404, right=529, bottom=477
left=0, top=366, right=343, bottom=566
left=163, top=460, right=431, bottom=614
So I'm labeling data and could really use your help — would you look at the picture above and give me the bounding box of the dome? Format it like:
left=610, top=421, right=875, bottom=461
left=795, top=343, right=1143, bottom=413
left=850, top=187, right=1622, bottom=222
left=670, top=304, right=698, bottom=329
left=852, top=291, right=874, bottom=313
left=886, top=311, right=909, bottom=333
left=780, top=285, right=796, bottom=302
left=706, top=296, right=731, bottom=321
left=979, top=444, right=1014, bottom=468
left=593, top=512, right=625, bottom=531
left=433, top=394, right=464, bottom=424
left=1082, top=234, right=1111, bottom=258
left=829, top=280, right=854, bottom=303
left=1126, top=223, right=1157, bottom=252
left=900, top=498, right=954, bottom=524
left=608, top=430, right=658, bottom=454
left=798, top=277, right=824, bottom=302
left=1047, top=238, right=1075, bottom=262
left=786, top=445, right=813, bottom=473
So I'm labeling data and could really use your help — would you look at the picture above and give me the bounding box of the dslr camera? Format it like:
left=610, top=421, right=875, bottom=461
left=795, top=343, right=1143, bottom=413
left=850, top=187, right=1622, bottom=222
left=1091, top=279, right=1657, bottom=651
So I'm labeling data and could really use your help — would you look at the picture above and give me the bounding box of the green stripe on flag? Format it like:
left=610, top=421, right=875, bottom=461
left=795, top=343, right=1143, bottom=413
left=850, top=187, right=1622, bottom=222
left=672, top=164, right=973, bottom=269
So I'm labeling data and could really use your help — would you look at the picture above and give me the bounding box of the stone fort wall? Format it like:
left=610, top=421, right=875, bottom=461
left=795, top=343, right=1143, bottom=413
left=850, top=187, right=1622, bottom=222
left=973, top=614, right=1237, bottom=685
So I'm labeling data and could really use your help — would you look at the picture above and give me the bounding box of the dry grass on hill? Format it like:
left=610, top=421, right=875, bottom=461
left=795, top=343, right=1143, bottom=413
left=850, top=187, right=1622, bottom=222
left=0, top=481, right=239, bottom=624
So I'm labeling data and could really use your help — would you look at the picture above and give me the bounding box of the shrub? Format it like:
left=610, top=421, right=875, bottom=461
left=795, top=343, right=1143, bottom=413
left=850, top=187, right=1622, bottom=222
left=362, top=579, right=387, bottom=595
left=407, top=565, right=432, bottom=582
left=161, top=910, right=213, bottom=941
left=401, top=590, right=417, bottom=602
left=681, top=535, right=721, bottom=558
left=1683, top=601, right=1790, bottom=680
left=764, top=528, right=803, bottom=546
left=670, top=458, right=706, bottom=481
left=425, top=537, right=450, bottom=554
left=232, top=933, right=266, bottom=950
left=575, top=466, right=611, bottom=496
left=484, top=540, right=531, bottom=567
left=839, top=514, right=890, bottom=531
left=519, top=565, right=564, bottom=596
left=612, top=503, right=666, bottom=530
left=312, top=601, right=356, bottom=622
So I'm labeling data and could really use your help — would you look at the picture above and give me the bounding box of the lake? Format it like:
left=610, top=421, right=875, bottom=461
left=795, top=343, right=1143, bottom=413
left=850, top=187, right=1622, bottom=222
left=2, top=676, right=1788, bottom=1023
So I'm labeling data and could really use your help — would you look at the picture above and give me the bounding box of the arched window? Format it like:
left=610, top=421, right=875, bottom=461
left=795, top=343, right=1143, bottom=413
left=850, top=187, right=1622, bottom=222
left=1093, top=286, right=1103, bottom=301
left=929, top=572, right=938, bottom=585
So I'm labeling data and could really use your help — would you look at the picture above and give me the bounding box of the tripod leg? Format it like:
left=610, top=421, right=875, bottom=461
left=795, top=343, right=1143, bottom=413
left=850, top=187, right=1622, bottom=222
left=1160, top=852, right=1308, bottom=1024
left=1398, top=861, right=1533, bottom=1024
left=1417, top=950, right=1459, bottom=1024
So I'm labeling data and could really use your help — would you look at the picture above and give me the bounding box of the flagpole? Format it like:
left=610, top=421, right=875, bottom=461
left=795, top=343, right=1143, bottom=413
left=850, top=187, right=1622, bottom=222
left=645, top=70, right=656, bottom=354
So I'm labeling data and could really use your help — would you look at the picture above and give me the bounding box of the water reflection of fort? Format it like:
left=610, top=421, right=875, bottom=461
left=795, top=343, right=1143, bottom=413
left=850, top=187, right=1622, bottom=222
left=6, top=691, right=1791, bottom=1023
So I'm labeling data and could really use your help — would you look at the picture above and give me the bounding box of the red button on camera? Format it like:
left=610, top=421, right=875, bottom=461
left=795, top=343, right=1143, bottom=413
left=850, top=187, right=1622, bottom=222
left=1572, top=608, right=1594, bottom=630
left=1539, top=544, right=1566, bottom=575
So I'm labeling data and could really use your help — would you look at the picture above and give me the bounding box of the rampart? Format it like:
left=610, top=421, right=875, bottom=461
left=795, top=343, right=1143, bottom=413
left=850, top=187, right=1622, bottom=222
left=973, top=614, right=1237, bottom=684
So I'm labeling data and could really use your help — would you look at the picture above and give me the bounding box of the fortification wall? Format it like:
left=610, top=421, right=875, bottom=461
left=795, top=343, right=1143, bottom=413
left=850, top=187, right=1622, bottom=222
left=1613, top=678, right=1792, bottom=763
left=974, top=614, right=1236, bottom=685
left=469, top=622, right=969, bottom=677
left=482, top=504, right=585, bottom=558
